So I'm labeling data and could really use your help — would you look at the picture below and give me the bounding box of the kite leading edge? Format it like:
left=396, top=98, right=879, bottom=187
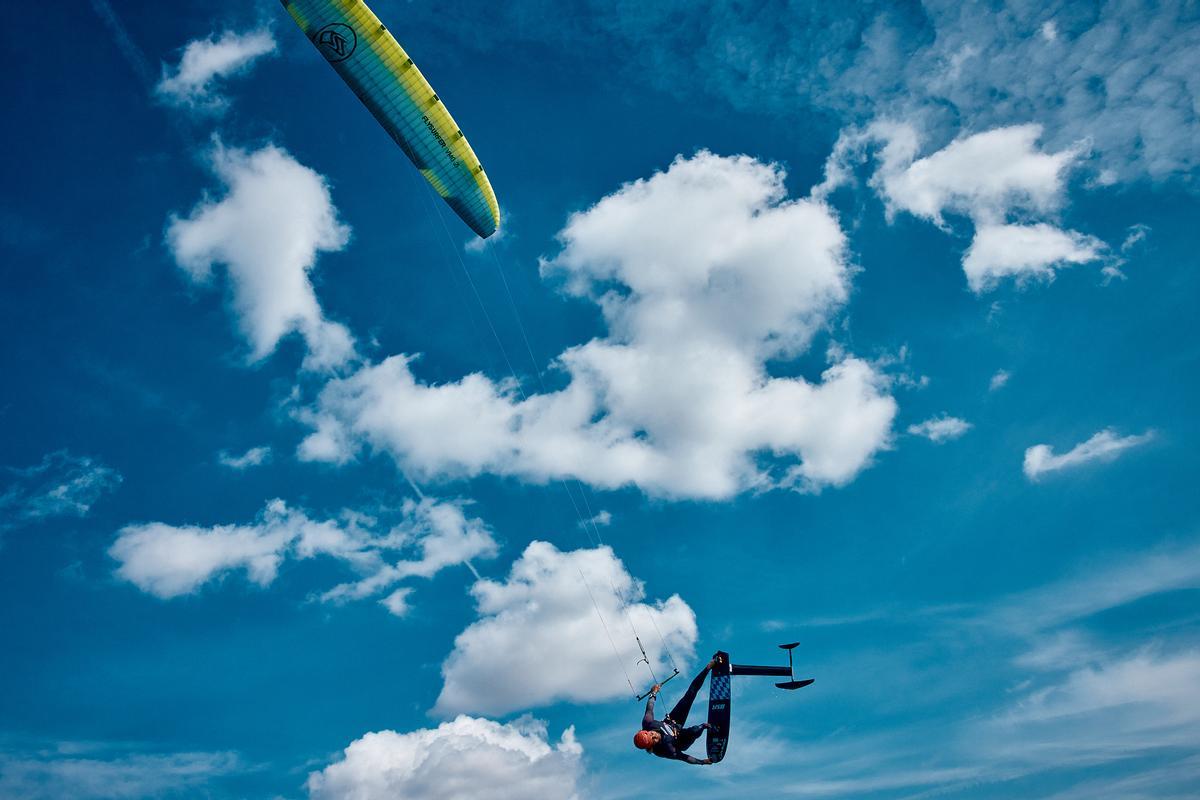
left=281, top=0, right=501, bottom=238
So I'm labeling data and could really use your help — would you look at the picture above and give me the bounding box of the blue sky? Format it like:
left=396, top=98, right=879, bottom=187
left=2, top=1, right=1198, bottom=797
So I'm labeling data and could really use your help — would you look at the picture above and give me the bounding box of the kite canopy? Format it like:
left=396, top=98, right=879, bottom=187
left=282, top=0, right=501, bottom=238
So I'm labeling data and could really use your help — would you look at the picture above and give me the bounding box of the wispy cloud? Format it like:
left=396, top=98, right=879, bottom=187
left=907, top=415, right=971, bottom=444
left=987, top=537, right=1200, bottom=635
left=428, top=1, right=1200, bottom=182
left=88, top=0, right=154, bottom=88
left=1023, top=428, right=1154, bottom=480
left=722, top=537, right=1200, bottom=798
left=966, top=541, right=1200, bottom=781
left=579, top=509, right=611, bottom=529
left=1, top=451, right=121, bottom=530
left=110, top=497, right=496, bottom=613
left=217, top=446, right=271, bottom=470
left=988, top=369, right=1010, bottom=391
left=156, top=29, right=276, bottom=112
left=1121, top=223, right=1152, bottom=253
left=0, top=744, right=238, bottom=800
left=1038, top=754, right=1200, bottom=800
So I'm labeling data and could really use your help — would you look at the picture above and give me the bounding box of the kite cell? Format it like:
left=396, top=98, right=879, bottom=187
left=282, top=0, right=500, bottom=238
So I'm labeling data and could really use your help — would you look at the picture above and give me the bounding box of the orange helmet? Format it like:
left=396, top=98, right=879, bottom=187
left=633, top=730, right=656, bottom=750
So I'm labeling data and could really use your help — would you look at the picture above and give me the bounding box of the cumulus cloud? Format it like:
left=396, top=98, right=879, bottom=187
left=866, top=123, right=1081, bottom=227
left=823, top=123, right=1108, bottom=293
left=989, top=370, right=1011, bottom=392
left=167, top=142, right=355, bottom=371
left=299, top=152, right=896, bottom=499
left=907, top=415, right=971, bottom=443
left=1023, top=428, right=1154, bottom=480
left=307, top=716, right=583, bottom=800
left=110, top=497, right=495, bottom=609
left=435, top=541, right=696, bottom=716
left=217, top=445, right=271, bottom=470
left=156, top=29, right=276, bottom=111
left=963, top=224, right=1105, bottom=293
left=0, top=451, right=121, bottom=529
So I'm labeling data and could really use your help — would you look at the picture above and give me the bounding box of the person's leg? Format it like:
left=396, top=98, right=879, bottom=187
left=666, top=663, right=712, bottom=727
left=676, top=724, right=709, bottom=752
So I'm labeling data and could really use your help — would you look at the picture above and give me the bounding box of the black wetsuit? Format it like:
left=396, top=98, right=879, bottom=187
left=642, top=663, right=712, bottom=765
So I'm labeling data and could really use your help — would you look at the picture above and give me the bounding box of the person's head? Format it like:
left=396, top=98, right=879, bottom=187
left=633, top=730, right=660, bottom=751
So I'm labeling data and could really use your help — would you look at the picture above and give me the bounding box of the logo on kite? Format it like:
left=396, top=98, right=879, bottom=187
left=314, top=23, right=357, bottom=62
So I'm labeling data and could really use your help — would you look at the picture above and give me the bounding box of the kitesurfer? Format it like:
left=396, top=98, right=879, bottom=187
left=633, top=654, right=723, bottom=764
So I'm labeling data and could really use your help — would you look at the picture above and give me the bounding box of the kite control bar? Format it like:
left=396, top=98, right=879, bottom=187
left=731, top=642, right=814, bottom=690
left=636, top=668, right=680, bottom=701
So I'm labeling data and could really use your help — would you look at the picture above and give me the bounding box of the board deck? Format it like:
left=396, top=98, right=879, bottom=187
left=706, top=651, right=732, bottom=763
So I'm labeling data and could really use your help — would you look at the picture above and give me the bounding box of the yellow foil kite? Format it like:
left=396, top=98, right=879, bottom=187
left=282, top=0, right=500, bottom=238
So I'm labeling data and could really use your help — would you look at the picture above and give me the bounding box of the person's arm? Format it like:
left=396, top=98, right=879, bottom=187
left=642, top=687, right=659, bottom=728
left=675, top=753, right=712, bottom=765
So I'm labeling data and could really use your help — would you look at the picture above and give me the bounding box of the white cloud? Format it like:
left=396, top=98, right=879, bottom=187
left=989, top=369, right=1010, bottom=391
left=1038, top=757, right=1200, bottom=800
left=869, top=123, right=1080, bottom=227
left=156, top=29, right=276, bottom=111
left=725, top=536, right=1200, bottom=798
left=1004, top=648, right=1200, bottom=728
left=0, top=747, right=238, bottom=800
left=89, top=0, right=154, bottom=89
left=465, top=1, right=1200, bottom=182
left=901, top=3, right=1200, bottom=182
left=823, top=123, right=1110, bottom=293
left=1121, top=223, right=1151, bottom=253
left=299, top=152, right=896, bottom=499
left=380, top=587, right=414, bottom=617
left=111, top=503, right=298, bottom=598
left=0, top=451, right=122, bottom=529
left=963, top=223, right=1105, bottom=292
left=110, top=497, right=495, bottom=607
left=767, top=538, right=1200, bottom=798
left=990, top=538, right=1200, bottom=634
left=307, top=716, right=583, bottom=800
left=320, top=498, right=498, bottom=612
left=167, top=142, right=355, bottom=371
left=1023, top=428, right=1153, bottom=480
left=979, top=647, right=1200, bottom=773
left=975, top=541, right=1200, bottom=774
left=435, top=541, right=696, bottom=716
left=217, top=445, right=271, bottom=470
left=907, top=415, right=971, bottom=443
left=580, top=509, right=611, bottom=529
left=464, top=224, right=507, bottom=253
